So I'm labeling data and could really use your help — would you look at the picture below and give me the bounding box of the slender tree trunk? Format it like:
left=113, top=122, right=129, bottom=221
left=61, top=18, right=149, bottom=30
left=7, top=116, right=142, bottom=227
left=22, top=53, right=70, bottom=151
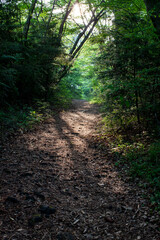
left=44, top=73, right=50, bottom=101
left=23, top=0, right=38, bottom=40
left=71, top=9, right=105, bottom=59
left=57, top=1, right=105, bottom=80
left=69, top=17, right=95, bottom=55
left=58, top=0, right=74, bottom=42
left=135, top=89, right=140, bottom=125
left=133, top=57, right=140, bottom=125
left=45, top=0, right=57, bottom=37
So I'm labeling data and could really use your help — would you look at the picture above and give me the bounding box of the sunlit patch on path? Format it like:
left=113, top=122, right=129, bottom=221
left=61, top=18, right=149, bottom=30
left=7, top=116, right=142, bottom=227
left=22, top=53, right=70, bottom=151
left=0, top=100, right=159, bottom=240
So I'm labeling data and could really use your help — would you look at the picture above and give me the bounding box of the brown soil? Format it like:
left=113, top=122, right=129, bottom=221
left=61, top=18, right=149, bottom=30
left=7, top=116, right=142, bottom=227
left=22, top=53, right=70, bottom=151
left=0, top=100, right=159, bottom=240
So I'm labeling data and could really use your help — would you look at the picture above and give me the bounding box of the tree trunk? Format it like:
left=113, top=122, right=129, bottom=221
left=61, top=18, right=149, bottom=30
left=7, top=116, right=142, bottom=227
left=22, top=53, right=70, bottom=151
left=59, top=0, right=74, bottom=42
left=133, top=53, right=140, bottom=125
left=71, top=9, right=105, bottom=59
left=45, top=0, right=57, bottom=37
left=144, top=0, right=160, bottom=37
left=23, top=0, right=38, bottom=40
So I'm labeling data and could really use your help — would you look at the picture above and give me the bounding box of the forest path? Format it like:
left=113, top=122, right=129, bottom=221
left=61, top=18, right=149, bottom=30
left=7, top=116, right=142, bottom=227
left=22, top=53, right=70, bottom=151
left=0, top=100, right=159, bottom=240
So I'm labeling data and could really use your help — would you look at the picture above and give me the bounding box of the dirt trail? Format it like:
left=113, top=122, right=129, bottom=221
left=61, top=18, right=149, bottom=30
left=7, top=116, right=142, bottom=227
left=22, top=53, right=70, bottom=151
left=0, top=100, right=159, bottom=240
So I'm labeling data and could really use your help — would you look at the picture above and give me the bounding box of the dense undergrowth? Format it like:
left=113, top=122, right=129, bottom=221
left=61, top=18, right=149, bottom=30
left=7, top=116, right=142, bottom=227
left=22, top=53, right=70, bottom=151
left=115, top=139, right=160, bottom=211
left=0, top=103, right=47, bottom=140
left=0, top=90, right=73, bottom=140
left=96, top=116, right=160, bottom=212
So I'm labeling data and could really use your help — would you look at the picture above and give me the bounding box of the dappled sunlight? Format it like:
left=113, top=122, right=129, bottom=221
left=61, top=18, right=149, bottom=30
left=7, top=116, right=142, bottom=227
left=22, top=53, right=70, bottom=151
left=1, top=100, right=158, bottom=240
left=24, top=101, right=125, bottom=192
left=1, top=0, right=160, bottom=238
left=96, top=172, right=126, bottom=194
left=24, top=101, right=126, bottom=196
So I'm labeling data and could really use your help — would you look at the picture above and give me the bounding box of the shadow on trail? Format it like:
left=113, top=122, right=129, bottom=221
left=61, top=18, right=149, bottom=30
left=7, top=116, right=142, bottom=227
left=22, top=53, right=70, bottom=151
left=0, top=100, right=158, bottom=240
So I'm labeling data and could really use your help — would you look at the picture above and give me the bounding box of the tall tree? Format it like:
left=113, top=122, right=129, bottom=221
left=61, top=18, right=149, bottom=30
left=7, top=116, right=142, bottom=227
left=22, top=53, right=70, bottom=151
left=91, top=0, right=160, bottom=130
left=144, top=0, right=160, bottom=37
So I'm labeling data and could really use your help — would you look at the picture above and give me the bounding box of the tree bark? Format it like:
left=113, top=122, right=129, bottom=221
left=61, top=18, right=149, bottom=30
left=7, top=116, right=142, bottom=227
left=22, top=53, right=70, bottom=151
left=59, top=0, right=74, bottom=41
left=46, top=0, right=57, bottom=36
left=144, top=0, right=160, bottom=37
left=69, top=17, right=95, bottom=55
left=58, top=9, right=105, bottom=80
left=23, top=0, right=38, bottom=40
left=70, top=9, right=105, bottom=58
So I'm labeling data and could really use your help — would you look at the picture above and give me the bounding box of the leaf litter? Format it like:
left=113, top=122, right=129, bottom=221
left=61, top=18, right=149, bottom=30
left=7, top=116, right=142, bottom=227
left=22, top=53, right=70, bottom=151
left=0, top=100, right=159, bottom=240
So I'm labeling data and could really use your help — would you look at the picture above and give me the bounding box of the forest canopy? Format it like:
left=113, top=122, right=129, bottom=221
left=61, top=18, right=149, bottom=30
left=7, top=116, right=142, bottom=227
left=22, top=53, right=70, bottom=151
left=0, top=0, right=160, bottom=133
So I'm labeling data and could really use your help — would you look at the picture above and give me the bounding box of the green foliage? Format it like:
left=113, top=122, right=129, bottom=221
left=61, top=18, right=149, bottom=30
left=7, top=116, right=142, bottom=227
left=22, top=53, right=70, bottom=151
left=62, top=43, right=98, bottom=101
left=98, top=126, right=160, bottom=210
left=0, top=100, right=59, bottom=139
left=0, top=106, right=43, bottom=136
left=49, top=79, right=73, bottom=109
left=120, top=140, right=160, bottom=210
left=92, top=0, right=160, bottom=132
left=0, top=0, right=63, bottom=109
left=62, top=68, right=83, bottom=100
left=90, top=0, right=160, bottom=210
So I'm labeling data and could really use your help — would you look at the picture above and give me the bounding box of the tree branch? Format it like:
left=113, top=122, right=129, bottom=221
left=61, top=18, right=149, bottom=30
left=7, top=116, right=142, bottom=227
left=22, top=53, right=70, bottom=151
left=59, top=0, right=75, bottom=41
left=70, top=9, right=105, bottom=58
